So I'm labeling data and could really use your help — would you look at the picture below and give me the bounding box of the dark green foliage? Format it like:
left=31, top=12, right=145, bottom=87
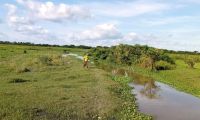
left=90, top=44, right=175, bottom=70
left=158, top=54, right=175, bottom=64
left=23, top=50, right=27, bottom=54
left=155, top=60, right=175, bottom=70
left=0, top=41, right=93, bottom=49
left=63, top=50, right=69, bottom=54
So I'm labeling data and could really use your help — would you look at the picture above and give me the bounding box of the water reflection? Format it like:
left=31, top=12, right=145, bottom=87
left=129, top=72, right=160, bottom=99
left=112, top=68, right=160, bottom=99
left=139, top=79, right=160, bottom=99
left=112, top=68, right=200, bottom=120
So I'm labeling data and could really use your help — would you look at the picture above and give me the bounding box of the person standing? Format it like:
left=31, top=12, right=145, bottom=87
left=83, top=54, right=89, bottom=68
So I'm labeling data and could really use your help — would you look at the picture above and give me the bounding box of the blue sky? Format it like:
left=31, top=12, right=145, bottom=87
left=0, top=0, right=200, bottom=51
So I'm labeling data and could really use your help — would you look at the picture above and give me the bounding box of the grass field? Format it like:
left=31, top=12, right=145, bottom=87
left=0, top=44, right=152, bottom=120
left=130, top=58, right=200, bottom=98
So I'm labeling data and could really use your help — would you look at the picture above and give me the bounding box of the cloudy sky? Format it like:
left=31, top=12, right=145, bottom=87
left=0, top=0, right=200, bottom=51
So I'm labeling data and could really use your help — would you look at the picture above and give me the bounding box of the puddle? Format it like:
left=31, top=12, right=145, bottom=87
left=129, top=77, right=200, bottom=120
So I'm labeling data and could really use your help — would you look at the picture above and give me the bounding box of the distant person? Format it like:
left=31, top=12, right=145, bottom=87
left=83, top=54, right=89, bottom=68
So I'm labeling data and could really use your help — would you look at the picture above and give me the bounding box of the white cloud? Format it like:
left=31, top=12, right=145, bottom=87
left=70, top=23, right=122, bottom=41
left=16, top=0, right=91, bottom=22
left=143, top=16, right=199, bottom=26
left=4, top=3, right=57, bottom=45
left=5, top=4, right=49, bottom=35
left=64, top=23, right=160, bottom=47
left=8, top=15, right=34, bottom=26
left=122, top=32, right=139, bottom=42
left=5, top=4, right=32, bottom=25
left=5, top=4, right=30, bottom=26
left=118, top=32, right=159, bottom=46
left=14, top=25, right=49, bottom=35
left=88, top=1, right=170, bottom=17
left=5, top=4, right=16, bottom=15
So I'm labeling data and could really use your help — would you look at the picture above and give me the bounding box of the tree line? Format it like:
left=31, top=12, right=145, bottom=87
left=0, top=41, right=92, bottom=49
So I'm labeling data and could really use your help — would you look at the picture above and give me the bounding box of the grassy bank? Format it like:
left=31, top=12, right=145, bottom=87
left=0, top=44, right=151, bottom=120
left=110, top=75, right=152, bottom=120
left=130, top=59, right=200, bottom=98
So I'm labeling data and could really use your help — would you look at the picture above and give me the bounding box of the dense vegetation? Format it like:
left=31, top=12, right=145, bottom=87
left=90, top=44, right=175, bottom=70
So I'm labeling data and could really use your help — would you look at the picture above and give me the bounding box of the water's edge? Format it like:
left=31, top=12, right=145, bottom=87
left=130, top=81, right=200, bottom=120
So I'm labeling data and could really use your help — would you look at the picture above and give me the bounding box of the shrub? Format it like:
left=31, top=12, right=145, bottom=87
left=184, top=58, right=196, bottom=68
left=155, top=60, right=175, bottom=70
left=138, top=55, right=153, bottom=69
left=63, top=50, right=69, bottom=54
left=17, top=67, right=31, bottom=73
left=24, top=50, right=27, bottom=54
left=38, top=55, right=64, bottom=66
left=158, top=54, right=175, bottom=64
left=38, top=56, right=53, bottom=65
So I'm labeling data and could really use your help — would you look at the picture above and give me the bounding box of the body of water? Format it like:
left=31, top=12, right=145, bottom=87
left=129, top=81, right=200, bottom=120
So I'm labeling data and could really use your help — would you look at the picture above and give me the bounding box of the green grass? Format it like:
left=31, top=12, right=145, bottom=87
left=130, top=59, right=200, bottom=98
left=0, top=44, right=151, bottom=120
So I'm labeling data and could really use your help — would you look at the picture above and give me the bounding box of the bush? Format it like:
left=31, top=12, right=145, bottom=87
left=184, top=58, right=196, bottom=68
left=63, top=50, right=69, bottom=54
left=23, top=50, right=27, bottom=54
left=155, top=60, right=175, bottom=70
left=38, top=56, right=53, bottom=65
left=17, top=67, right=31, bottom=73
left=158, top=54, right=175, bottom=64
left=138, top=55, right=153, bottom=69
left=38, top=55, right=64, bottom=66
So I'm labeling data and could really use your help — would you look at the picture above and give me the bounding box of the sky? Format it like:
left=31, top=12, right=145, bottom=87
left=0, top=0, right=200, bottom=51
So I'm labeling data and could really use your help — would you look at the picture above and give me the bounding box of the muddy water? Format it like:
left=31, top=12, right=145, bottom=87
left=112, top=68, right=200, bottom=120
left=129, top=77, right=200, bottom=120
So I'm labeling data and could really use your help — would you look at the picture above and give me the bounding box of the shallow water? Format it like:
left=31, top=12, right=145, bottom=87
left=62, top=53, right=84, bottom=60
left=129, top=81, right=200, bottom=120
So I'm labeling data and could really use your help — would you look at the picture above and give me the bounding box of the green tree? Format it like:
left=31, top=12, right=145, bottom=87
left=146, top=48, right=160, bottom=70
